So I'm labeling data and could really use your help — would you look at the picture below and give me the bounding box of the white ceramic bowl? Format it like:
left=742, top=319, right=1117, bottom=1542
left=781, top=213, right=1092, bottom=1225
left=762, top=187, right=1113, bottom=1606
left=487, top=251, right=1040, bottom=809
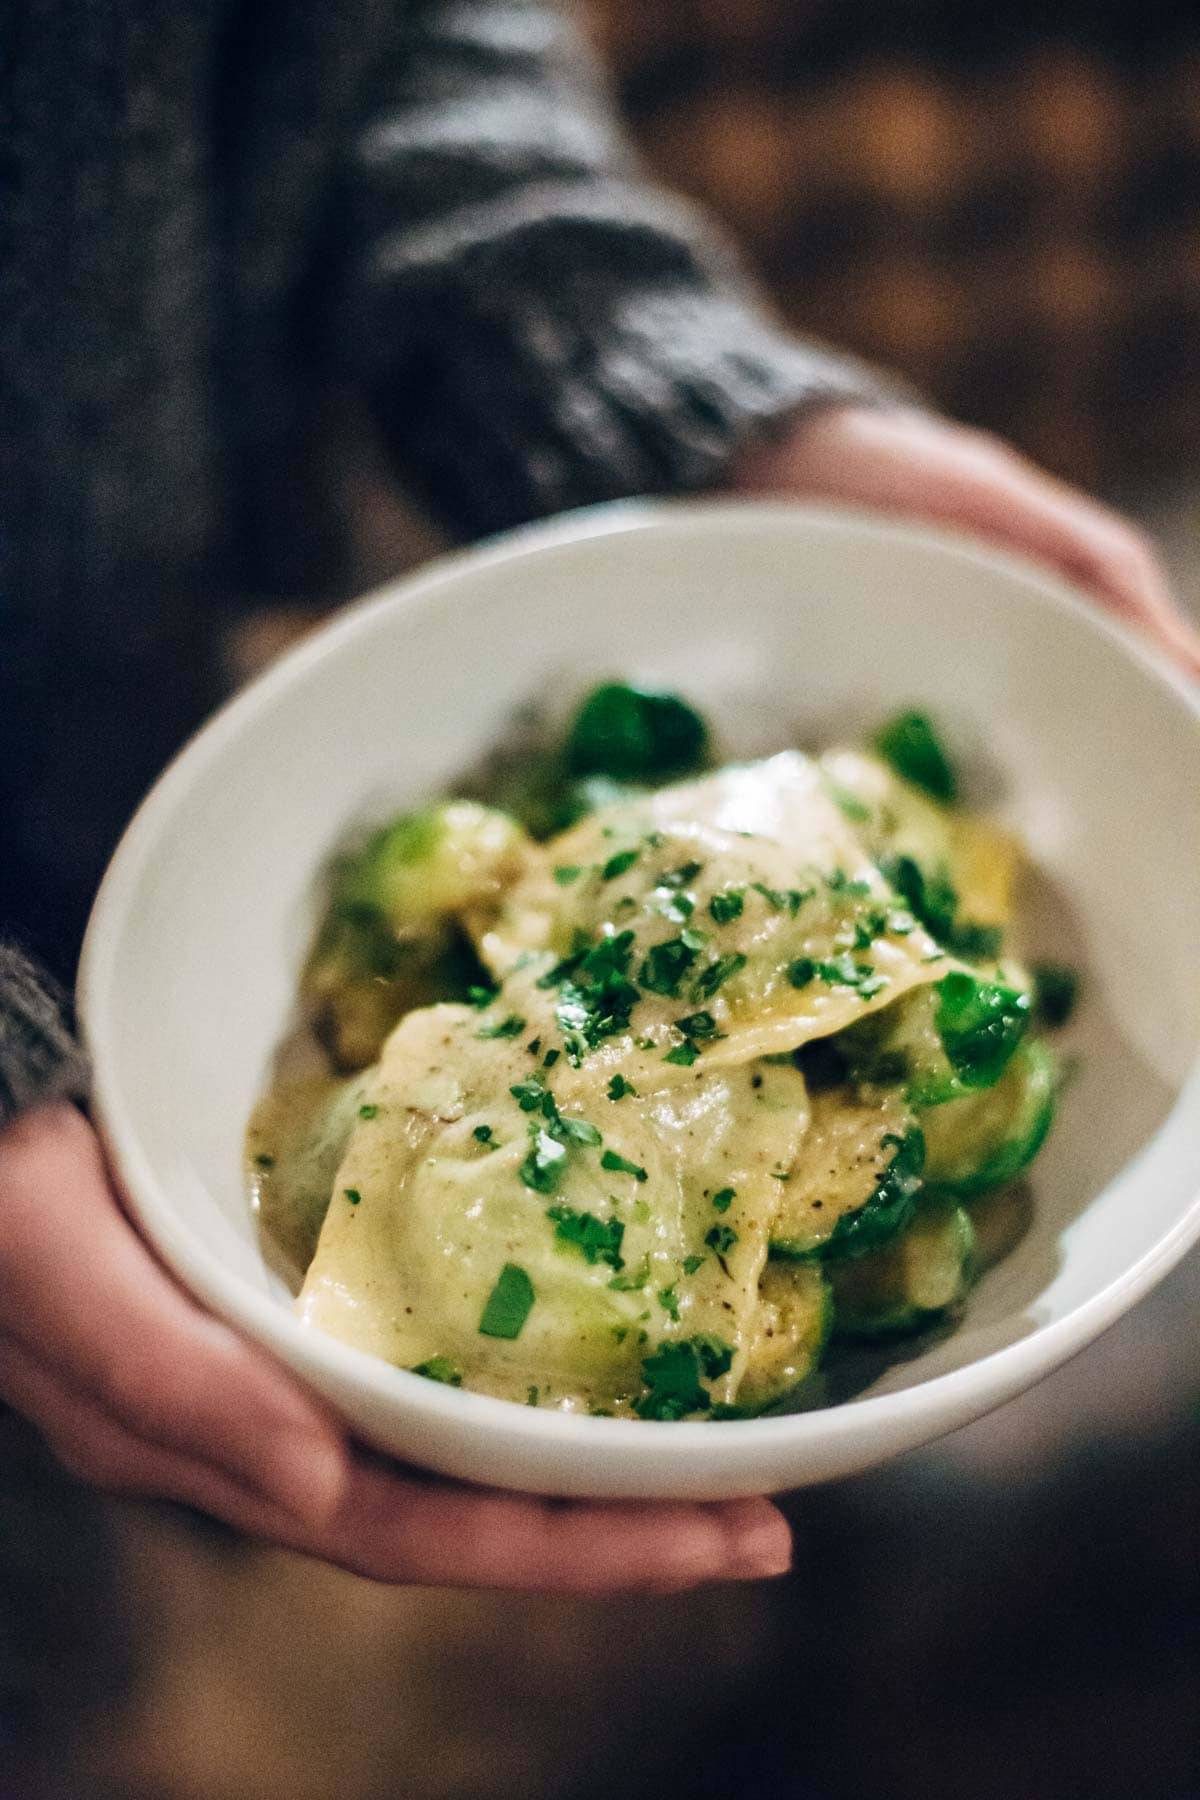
left=78, top=502, right=1200, bottom=1500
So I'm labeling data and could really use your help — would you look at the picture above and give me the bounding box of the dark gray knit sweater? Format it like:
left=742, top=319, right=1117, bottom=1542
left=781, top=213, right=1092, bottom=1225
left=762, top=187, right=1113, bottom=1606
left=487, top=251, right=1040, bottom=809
left=0, top=0, right=890, bottom=1128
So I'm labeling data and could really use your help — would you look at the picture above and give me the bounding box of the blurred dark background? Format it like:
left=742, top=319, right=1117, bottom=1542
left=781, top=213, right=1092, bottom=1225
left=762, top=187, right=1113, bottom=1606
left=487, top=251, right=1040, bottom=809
left=3, top=4, right=1197, bottom=1797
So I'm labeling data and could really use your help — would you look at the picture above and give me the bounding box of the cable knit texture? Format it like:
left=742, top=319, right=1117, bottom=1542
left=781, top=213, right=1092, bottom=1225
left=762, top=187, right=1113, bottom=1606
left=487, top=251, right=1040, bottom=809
left=0, top=947, right=90, bottom=1130
left=0, top=0, right=896, bottom=1123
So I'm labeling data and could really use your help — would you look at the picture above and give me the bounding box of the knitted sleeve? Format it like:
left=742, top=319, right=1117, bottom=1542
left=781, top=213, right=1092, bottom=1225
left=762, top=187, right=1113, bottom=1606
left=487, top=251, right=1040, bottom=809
left=0, top=944, right=90, bottom=1132
left=332, top=0, right=902, bottom=537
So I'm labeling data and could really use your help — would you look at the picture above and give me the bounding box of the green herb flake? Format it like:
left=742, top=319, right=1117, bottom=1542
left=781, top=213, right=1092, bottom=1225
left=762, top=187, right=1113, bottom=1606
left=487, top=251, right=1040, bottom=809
left=608, top=1252, right=651, bottom=1292
left=640, top=936, right=700, bottom=997
left=601, top=1149, right=649, bottom=1182
left=555, top=1114, right=603, bottom=1147
left=478, top=1263, right=536, bottom=1339
left=657, top=1286, right=681, bottom=1321
left=253, top=1152, right=275, bottom=1171
left=526, top=1386, right=540, bottom=1407
left=676, top=1009, right=722, bottom=1041
left=472, top=1125, right=495, bottom=1145
left=708, top=889, right=745, bottom=925
left=475, top=1013, right=526, bottom=1041
left=519, top=1127, right=569, bottom=1194
left=410, top=1355, right=462, bottom=1386
left=542, top=1047, right=561, bottom=1068
left=547, top=1203, right=625, bottom=1270
left=691, top=1335, right=734, bottom=1379
left=664, top=1041, right=700, bottom=1066
left=510, top=1077, right=547, bottom=1112
left=693, top=951, right=747, bottom=1000
left=875, top=709, right=959, bottom=803
left=467, top=985, right=497, bottom=1009
left=787, top=958, right=817, bottom=989
left=607, top=1074, right=637, bottom=1100
left=601, top=848, right=641, bottom=882
left=358, top=1103, right=380, bottom=1120
left=681, top=1254, right=706, bottom=1275
left=553, top=864, right=584, bottom=885
left=343, top=1187, right=362, bottom=1206
left=705, top=1224, right=738, bottom=1254
left=711, top=1187, right=735, bottom=1212
left=634, top=1339, right=722, bottom=1421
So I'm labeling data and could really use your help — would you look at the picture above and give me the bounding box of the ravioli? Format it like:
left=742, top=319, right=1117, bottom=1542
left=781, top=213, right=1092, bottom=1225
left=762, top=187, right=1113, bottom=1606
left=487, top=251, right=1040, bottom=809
left=472, top=754, right=952, bottom=1092
left=298, top=1002, right=812, bottom=1414
left=819, top=748, right=1020, bottom=940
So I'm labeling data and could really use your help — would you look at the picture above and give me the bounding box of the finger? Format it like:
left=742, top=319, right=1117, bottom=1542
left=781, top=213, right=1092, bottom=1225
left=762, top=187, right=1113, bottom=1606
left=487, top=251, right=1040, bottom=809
left=0, top=1327, right=304, bottom=1543
left=0, top=1316, right=792, bottom=1594
left=0, top=1105, right=348, bottom=1524
left=305, top=1460, right=792, bottom=1592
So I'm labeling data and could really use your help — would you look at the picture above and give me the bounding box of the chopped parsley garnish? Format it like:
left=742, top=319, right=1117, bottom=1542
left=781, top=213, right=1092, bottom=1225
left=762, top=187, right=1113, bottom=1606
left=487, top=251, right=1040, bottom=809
left=654, top=887, right=695, bottom=923
left=553, top=864, right=584, bottom=885
left=681, top=1254, right=706, bottom=1275
left=343, top=1188, right=362, bottom=1206
left=828, top=782, right=872, bottom=823
left=547, top=1203, right=625, bottom=1270
left=752, top=881, right=810, bottom=914
left=467, top=984, right=497, bottom=1008
left=510, top=1077, right=547, bottom=1112
left=526, top=1386, right=540, bottom=1407
left=607, top=1074, right=637, bottom=1100
left=787, top=958, right=816, bottom=989
left=664, top=1041, right=700, bottom=1066
left=662, top=861, right=704, bottom=889
left=708, top=888, right=745, bottom=924
left=253, top=1152, right=275, bottom=1170
left=601, top=847, right=641, bottom=881
left=880, top=853, right=1002, bottom=960
left=608, top=1253, right=651, bottom=1292
left=790, top=954, right=887, bottom=997
left=657, top=1286, right=681, bottom=1321
left=519, top=1127, right=569, bottom=1194
left=556, top=1115, right=603, bottom=1147
left=1033, top=961, right=1080, bottom=1029
left=711, top=1187, right=735, bottom=1212
left=705, top=1224, right=738, bottom=1254
left=826, top=869, right=872, bottom=896
left=639, top=936, right=700, bottom=997
left=875, top=709, right=959, bottom=802
left=472, top=1124, right=495, bottom=1144
left=542, top=929, right=640, bottom=1063
left=692, top=1335, right=734, bottom=1379
left=410, top=1356, right=462, bottom=1386
left=542, top=1047, right=561, bottom=1068
left=601, top=1149, right=648, bottom=1182
left=633, top=1336, right=733, bottom=1420
left=675, top=1010, right=722, bottom=1041
left=475, top=1013, right=526, bottom=1040
left=478, top=1263, right=536, bottom=1339
left=692, top=951, right=747, bottom=1000
left=358, top=1103, right=379, bottom=1120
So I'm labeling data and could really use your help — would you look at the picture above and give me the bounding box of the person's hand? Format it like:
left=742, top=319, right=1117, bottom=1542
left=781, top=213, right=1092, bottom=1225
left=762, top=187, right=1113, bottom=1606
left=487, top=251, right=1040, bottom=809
left=0, top=1103, right=791, bottom=1591
left=731, top=404, right=1200, bottom=679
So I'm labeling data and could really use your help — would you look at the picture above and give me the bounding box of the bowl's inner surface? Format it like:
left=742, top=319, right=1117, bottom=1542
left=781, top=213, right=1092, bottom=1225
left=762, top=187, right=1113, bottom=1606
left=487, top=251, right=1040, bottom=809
left=87, top=508, right=1200, bottom=1423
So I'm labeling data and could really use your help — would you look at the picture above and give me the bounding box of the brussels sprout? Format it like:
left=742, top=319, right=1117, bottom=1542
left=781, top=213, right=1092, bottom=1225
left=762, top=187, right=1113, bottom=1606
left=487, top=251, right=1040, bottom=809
left=303, top=801, right=526, bottom=1069
left=565, top=682, right=709, bottom=781
left=830, top=1200, right=975, bottom=1339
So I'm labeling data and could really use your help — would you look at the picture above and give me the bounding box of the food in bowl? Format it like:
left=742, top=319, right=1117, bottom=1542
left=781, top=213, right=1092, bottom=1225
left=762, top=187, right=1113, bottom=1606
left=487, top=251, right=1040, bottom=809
left=247, top=683, right=1073, bottom=1421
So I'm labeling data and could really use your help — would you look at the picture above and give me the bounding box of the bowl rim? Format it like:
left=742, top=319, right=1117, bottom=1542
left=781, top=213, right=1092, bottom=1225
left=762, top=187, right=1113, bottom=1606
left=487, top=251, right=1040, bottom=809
left=78, top=498, right=1200, bottom=1475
